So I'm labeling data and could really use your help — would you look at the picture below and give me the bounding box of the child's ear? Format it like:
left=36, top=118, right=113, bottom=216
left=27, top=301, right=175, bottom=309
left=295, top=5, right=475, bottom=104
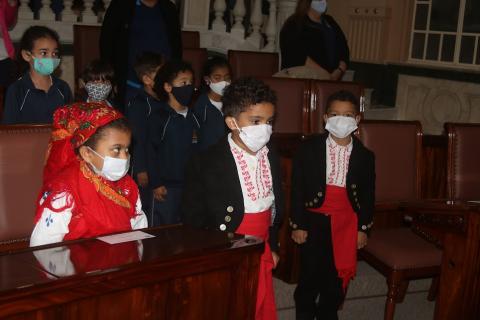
left=355, top=114, right=361, bottom=124
left=21, top=50, right=32, bottom=62
left=78, top=146, right=93, bottom=163
left=164, top=82, right=173, bottom=94
left=203, top=76, right=210, bottom=85
left=225, top=116, right=238, bottom=131
left=323, top=114, right=329, bottom=125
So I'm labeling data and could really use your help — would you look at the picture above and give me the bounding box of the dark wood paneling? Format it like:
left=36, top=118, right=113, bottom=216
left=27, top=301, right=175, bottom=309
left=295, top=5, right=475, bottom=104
left=421, top=135, right=448, bottom=199
left=406, top=201, right=480, bottom=320
left=0, top=226, right=262, bottom=320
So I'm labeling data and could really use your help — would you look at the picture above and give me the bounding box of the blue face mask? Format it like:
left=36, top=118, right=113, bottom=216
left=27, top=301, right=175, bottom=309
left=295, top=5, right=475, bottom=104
left=33, top=57, right=61, bottom=76
left=311, top=0, right=328, bottom=14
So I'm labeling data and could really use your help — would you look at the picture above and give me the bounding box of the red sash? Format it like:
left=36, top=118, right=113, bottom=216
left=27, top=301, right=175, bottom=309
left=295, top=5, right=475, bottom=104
left=309, top=185, right=357, bottom=290
left=235, top=209, right=277, bottom=320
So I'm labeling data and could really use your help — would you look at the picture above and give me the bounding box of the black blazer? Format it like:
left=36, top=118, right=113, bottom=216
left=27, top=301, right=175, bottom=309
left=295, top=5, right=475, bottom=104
left=181, top=137, right=284, bottom=252
left=280, top=14, right=350, bottom=71
left=291, top=133, right=375, bottom=233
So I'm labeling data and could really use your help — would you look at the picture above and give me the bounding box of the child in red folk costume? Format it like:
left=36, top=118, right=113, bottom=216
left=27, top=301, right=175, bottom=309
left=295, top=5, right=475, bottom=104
left=291, top=90, right=375, bottom=320
left=30, top=102, right=147, bottom=246
left=181, top=77, right=284, bottom=320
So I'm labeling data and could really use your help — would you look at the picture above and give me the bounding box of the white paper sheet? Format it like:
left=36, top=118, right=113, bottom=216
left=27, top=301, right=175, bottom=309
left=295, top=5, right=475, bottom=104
left=97, top=231, right=155, bottom=244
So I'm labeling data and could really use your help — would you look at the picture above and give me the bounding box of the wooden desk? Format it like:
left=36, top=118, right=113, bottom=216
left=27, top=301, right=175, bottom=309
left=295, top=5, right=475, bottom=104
left=404, top=201, right=480, bottom=320
left=0, top=225, right=263, bottom=320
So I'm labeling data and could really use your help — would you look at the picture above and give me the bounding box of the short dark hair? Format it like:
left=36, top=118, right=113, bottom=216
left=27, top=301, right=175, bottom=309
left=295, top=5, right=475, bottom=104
left=18, top=26, right=60, bottom=72
left=222, top=77, right=276, bottom=117
left=134, top=52, right=164, bottom=80
left=153, top=59, right=194, bottom=101
left=202, top=56, right=231, bottom=79
left=19, top=26, right=60, bottom=53
left=81, top=118, right=131, bottom=151
left=81, top=59, right=114, bottom=83
left=325, top=90, right=360, bottom=113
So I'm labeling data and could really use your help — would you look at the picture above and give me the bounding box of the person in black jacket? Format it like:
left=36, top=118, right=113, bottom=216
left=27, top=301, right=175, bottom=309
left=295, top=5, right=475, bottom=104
left=100, top=0, right=182, bottom=111
left=182, top=77, right=284, bottom=320
left=291, top=90, right=375, bottom=320
left=147, top=60, right=200, bottom=226
left=280, top=0, right=349, bottom=80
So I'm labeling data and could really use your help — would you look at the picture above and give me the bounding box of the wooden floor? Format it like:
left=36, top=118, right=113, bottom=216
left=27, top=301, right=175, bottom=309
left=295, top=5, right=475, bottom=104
left=274, top=261, right=435, bottom=320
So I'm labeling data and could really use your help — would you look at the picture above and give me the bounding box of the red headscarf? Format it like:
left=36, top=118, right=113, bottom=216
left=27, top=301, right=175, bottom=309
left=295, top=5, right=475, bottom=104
left=43, top=102, right=124, bottom=184
left=35, top=102, right=139, bottom=240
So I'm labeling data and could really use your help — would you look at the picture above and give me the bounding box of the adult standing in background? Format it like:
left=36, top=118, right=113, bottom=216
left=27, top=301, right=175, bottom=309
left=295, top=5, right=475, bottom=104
left=280, top=0, right=349, bottom=81
left=100, top=0, right=182, bottom=111
left=0, top=0, right=18, bottom=86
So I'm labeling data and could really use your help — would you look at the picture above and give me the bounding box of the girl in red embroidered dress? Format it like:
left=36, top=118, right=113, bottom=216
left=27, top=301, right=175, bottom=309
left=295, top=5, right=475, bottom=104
left=30, top=102, right=147, bottom=246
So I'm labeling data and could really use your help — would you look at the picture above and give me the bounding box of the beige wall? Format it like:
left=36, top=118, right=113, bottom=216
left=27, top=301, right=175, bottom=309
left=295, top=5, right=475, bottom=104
left=329, top=0, right=415, bottom=64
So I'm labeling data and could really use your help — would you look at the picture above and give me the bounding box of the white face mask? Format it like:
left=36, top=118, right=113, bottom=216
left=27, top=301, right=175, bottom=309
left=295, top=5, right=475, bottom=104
left=325, top=116, right=358, bottom=139
left=311, top=0, right=328, bottom=14
left=87, top=147, right=130, bottom=181
left=209, top=80, right=230, bottom=96
left=233, top=119, right=272, bottom=153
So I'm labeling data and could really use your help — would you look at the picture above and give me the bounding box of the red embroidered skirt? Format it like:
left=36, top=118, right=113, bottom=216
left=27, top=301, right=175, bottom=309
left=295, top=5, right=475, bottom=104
left=309, top=185, right=358, bottom=290
left=236, top=209, right=277, bottom=320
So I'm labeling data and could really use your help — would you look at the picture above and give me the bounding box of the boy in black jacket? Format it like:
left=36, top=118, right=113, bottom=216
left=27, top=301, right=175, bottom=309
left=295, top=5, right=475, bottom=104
left=147, top=60, right=200, bottom=226
left=182, top=77, right=284, bottom=320
left=125, top=52, right=164, bottom=222
left=291, top=90, right=375, bottom=320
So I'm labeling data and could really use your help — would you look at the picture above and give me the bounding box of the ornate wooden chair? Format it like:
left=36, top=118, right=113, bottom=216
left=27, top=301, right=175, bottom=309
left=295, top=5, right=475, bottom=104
left=181, top=30, right=200, bottom=49
left=0, top=125, right=51, bottom=252
left=358, top=120, right=441, bottom=320
left=228, top=50, right=279, bottom=79
left=445, top=122, right=480, bottom=200
left=182, top=48, right=208, bottom=91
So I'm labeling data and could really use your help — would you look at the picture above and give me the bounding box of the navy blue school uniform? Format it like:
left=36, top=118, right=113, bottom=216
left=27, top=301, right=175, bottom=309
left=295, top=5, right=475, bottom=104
left=126, top=91, right=163, bottom=177
left=147, top=102, right=200, bottom=226
left=125, top=91, right=163, bottom=223
left=2, top=73, right=72, bottom=124
left=193, top=92, right=227, bottom=150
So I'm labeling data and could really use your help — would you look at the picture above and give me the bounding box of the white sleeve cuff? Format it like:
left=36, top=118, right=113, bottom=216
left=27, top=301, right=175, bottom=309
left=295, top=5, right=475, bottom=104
left=130, top=196, right=148, bottom=229
left=30, top=192, right=74, bottom=247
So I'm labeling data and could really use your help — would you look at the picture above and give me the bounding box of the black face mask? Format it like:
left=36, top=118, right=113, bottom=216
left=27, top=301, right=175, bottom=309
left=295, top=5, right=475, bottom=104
left=171, top=84, right=194, bottom=106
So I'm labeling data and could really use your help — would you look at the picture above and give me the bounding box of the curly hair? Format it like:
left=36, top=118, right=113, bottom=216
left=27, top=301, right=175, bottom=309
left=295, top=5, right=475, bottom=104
left=153, top=59, right=194, bottom=101
left=222, top=77, right=277, bottom=117
left=325, top=90, right=360, bottom=113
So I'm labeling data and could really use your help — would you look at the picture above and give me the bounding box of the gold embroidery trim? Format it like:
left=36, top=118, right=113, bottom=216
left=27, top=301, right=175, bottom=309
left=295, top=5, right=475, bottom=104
left=52, top=128, right=72, bottom=141
left=80, top=161, right=131, bottom=209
